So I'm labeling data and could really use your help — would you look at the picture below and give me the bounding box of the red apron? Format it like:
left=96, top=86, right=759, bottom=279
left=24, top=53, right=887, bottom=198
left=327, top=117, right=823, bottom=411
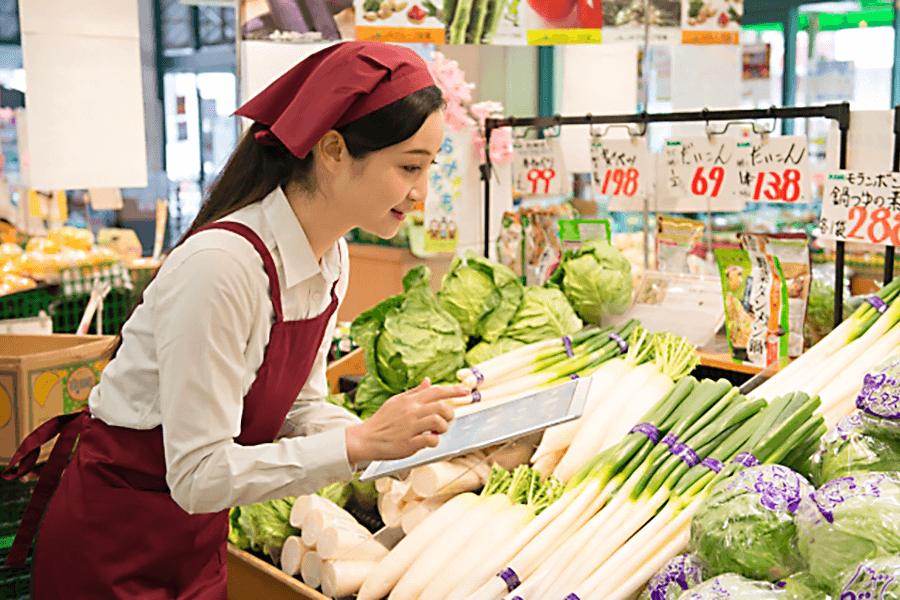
left=2, top=221, right=342, bottom=599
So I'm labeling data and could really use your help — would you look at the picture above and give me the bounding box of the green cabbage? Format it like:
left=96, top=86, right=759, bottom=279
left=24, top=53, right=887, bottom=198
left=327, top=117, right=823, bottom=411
left=795, top=471, right=900, bottom=590
left=547, top=239, right=633, bottom=324
left=437, top=251, right=524, bottom=341
left=835, top=556, right=900, bottom=600
left=639, top=553, right=707, bottom=600
left=781, top=572, right=831, bottom=600
left=502, top=286, right=583, bottom=344
left=352, top=373, right=394, bottom=419
left=690, top=465, right=812, bottom=581
left=466, top=337, right=526, bottom=367
left=352, top=265, right=466, bottom=397
left=676, top=574, right=784, bottom=599
left=810, top=411, right=900, bottom=487
left=853, top=352, right=900, bottom=441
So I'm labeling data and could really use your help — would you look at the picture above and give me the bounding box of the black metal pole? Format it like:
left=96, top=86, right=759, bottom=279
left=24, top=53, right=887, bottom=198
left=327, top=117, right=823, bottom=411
left=482, top=122, right=494, bottom=258
left=834, top=102, right=851, bottom=328
left=888, top=105, right=900, bottom=286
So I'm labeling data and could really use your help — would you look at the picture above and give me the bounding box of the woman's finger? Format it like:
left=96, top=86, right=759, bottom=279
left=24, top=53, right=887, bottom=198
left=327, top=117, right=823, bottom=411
left=410, top=432, right=440, bottom=451
left=423, top=413, right=450, bottom=435
left=415, top=384, right=470, bottom=404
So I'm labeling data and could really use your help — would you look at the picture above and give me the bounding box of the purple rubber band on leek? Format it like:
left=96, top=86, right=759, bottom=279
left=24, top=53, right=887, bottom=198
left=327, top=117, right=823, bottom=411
left=570, top=373, right=579, bottom=380
left=563, top=335, right=574, bottom=358
left=732, top=452, right=761, bottom=467
left=700, top=457, right=724, bottom=473
left=564, top=595, right=580, bottom=600
left=629, top=423, right=660, bottom=443
left=609, top=332, right=629, bottom=354
left=470, top=367, right=485, bottom=385
left=498, top=568, right=520, bottom=592
left=472, top=390, right=482, bottom=403
left=867, top=296, right=889, bottom=314
left=669, top=442, right=701, bottom=468
left=662, top=434, right=679, bottom=447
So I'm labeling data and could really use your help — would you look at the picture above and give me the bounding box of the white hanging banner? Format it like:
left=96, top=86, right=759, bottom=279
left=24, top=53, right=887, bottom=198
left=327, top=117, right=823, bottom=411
left=423, top=133, right=462, bottom=254
left=512, top=138, right=569, bottom=198
left=659, top=135, right=744, bottom=212
left=734, top=135, right=812, bottom=204
left=590, top=135, right=650, bottom=212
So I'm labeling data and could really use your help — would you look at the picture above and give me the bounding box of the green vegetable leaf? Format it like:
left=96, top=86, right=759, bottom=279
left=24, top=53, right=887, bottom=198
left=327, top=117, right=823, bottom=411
left=502, top=286, right=582, bottom=345
left=550, top=240, right=632, bottom=325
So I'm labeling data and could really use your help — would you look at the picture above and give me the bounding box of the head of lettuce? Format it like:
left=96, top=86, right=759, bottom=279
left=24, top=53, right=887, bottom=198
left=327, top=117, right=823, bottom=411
left=350, top=266, right=467, bottom=414
left=547, top=240, right=633, bottom=325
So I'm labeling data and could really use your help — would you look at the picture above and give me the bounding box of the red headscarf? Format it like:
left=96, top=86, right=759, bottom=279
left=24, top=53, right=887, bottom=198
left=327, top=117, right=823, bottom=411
left=235, top=41, right=436, bottom=159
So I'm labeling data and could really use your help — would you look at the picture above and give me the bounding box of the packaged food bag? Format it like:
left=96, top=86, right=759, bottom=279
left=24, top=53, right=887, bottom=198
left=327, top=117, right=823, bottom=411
left=656, top=216, right=704, bottom=274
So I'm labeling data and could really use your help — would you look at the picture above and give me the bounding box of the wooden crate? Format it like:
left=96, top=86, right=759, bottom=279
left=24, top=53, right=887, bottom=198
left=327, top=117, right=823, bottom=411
left=227, top=545, right=329, bottom=600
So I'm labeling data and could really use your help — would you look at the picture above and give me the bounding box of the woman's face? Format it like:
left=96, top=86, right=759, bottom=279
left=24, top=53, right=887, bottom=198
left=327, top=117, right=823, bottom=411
left=342, top=110, right=445, bottom=239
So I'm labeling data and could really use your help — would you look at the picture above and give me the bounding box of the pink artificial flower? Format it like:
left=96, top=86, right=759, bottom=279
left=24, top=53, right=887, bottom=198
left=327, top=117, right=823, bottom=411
left=489, top=127, right=514, bottom=164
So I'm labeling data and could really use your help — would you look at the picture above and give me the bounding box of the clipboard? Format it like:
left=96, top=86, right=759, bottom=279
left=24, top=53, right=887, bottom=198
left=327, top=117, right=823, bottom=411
left=359, top=378, right=592, bottom=482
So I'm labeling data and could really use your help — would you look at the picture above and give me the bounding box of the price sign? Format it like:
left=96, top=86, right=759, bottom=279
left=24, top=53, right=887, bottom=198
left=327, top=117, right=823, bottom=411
left=590, top=136, right=650, bottom=211
left=512, top=138, right=568, bottom=197
left=660, top=136, right=743, bottom=212
left=819, top=171, right=900, bottom=246
left=735, top=136, right=811, bottom=204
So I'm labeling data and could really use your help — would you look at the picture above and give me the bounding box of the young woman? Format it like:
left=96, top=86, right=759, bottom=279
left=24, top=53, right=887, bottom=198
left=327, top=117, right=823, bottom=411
left=3, top=41, right=467, bottom=599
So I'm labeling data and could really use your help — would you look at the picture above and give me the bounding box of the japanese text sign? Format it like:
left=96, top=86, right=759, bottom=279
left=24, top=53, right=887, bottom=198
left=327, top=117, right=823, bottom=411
left=590, top=135, right=650, bottom=212
left=735, top=135, right=811, bottom=204
left=659, top=136, right=744, bottom=212
left=424, top=133, right=461, bottom=253
left=819, top=171, right=900, bottom=247
left=512, top=138, right=568, bottom=197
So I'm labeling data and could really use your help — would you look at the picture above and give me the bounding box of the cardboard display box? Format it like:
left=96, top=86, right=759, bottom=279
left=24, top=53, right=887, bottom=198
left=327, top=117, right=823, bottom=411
left=0, top=334, right=113, bottom=464
left=227, top=545, right=328, bottom=600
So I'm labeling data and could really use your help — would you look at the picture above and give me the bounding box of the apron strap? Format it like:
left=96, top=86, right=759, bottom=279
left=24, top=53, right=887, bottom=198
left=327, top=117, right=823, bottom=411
left=192, top=222, right=285, bottom=323
left=2, top=410, right=90, bottom=567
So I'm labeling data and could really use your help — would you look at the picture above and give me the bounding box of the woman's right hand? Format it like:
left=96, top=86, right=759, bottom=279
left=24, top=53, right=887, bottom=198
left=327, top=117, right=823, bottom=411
left=345, top=378, right=468, bottom=466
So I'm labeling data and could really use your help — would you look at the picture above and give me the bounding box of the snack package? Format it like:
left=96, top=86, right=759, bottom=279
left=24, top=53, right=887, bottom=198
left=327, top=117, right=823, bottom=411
left=522, top=208, right=562, bottom=286
left=740, top=233, right=811, bottom=358
left=557, top=219, right=612, bottom=251
left=689, top=465, right=813, bottom=582
left=656, top=216, right=704, bottom=274
left=497, top=211, right=523, bottom=277
left=715, top=247, right=789, bottom=367
left=640, top=554, right=708, bottom=600
left=810, top=410, right=900, bottom=487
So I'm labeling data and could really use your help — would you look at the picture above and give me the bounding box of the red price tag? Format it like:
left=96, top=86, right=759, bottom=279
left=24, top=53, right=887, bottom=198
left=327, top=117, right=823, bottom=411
left=599, top=168, right=640, bottom=197
left=842, top=206, right=900, bottom=245
left=690, top=166, right=726, bottom=198
left=752, top=169, right=803, bottom=203
left=819, top=171, right=900, bottom=247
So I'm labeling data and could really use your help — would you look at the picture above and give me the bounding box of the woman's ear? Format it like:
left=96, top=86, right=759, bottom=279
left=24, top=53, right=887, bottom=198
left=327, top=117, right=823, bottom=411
left=316, top=130, right=348, bottom=174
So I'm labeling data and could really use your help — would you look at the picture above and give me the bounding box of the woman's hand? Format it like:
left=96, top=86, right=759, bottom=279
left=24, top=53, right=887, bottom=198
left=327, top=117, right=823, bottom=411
left=345, top=378, right=468, bottom=465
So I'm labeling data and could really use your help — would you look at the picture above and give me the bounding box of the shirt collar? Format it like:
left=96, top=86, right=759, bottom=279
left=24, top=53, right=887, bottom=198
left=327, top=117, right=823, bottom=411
left=262, top=186, right=339, bottom=289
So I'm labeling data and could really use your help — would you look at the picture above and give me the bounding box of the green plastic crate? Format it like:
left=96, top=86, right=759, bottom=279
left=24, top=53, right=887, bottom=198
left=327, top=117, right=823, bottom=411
left=48, top=290, right=134, bottom=335
left=0, top=286, right=57, bottom=322
left=0, top=478, right=37, bottom=600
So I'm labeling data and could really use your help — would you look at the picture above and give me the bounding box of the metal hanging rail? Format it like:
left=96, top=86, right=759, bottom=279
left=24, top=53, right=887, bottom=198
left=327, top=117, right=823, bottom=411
left=482, top=102, right=855, bottom=328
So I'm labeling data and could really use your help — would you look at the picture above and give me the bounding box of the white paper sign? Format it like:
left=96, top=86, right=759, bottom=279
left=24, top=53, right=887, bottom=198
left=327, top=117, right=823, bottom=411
left=819, top=171, right=900, bottom=246
left=590, top=136, right=650, bottom=212
left=88, top=188, right=124, bottom=210
left=735, top=135, right=812, bottom=204
left=659, top=136, right=744, bottom=212
left=512, top=138, right=568, bottom=197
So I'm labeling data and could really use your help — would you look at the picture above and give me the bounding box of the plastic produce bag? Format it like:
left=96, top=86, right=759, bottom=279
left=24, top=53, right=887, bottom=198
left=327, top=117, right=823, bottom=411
left=854, top=352, right=900, bottom=441
left=676, top=574, right=785, bottom=599
left=689, top=465, right=812, bottom=581
left=810, top=411, right=900, bottom=487
left=780, top=572, right=831, bottom=600
left=795, top=471, right=900, bottom=590
left=639, top=553, right=708, bottom=600
left=835, top=556, right=900, bottom=600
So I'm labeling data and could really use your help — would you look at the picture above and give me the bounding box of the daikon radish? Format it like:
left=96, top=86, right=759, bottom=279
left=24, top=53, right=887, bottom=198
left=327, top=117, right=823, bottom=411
left=531, top=359, right=630, bottom=463
left=419, top=504, right=533, bottom=600
left=290, top=494, right=348, bottom=529
left=280, top=536, right=308, bottom=576
left=303, top=511, right=368, bottom=548
left=409, top=461, right=483, bottom=497
left=357, top=493, right=480, bottom=600
left=321, top=560, right=377, bottom=599
left=375, top=477, right=396, bottom=495
left=377, top=486, right=407, bottom=528
left=531, top=448, right=565, bottom=476
left=390, top=495, right=511, bottom=600
left=301, top=551, right=323, bottom=589
left=486, top=436, right=538, bottom=471
left=400, top=493, right=454, bottom=534
left=317, top=525, right=388, bottom=562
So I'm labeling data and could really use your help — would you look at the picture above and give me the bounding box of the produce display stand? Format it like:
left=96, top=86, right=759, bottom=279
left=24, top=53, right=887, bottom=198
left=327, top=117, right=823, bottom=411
left=482, top=104, right=853, bottom=329
left=227, top=544, right=328, bottom=600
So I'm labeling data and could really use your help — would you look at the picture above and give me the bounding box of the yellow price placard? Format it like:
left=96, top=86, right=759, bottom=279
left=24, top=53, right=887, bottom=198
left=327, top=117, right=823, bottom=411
left=356, top=26, right=445, bottom=44
left=28, top=190, right=67, bottom=222
left=527, top=28, right=603, bottom=45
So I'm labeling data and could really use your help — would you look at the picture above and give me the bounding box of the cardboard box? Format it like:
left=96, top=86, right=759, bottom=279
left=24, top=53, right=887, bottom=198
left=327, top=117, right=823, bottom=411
left=227, top=545, right=328, bottom=600
left=0, top=333, right=114, bottom=464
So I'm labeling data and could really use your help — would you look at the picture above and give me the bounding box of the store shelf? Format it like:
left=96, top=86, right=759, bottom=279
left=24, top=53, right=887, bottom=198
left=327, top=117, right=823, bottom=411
left=227, top=544, right=328, bottom=600
left=698, top=351, right=764, bottom=376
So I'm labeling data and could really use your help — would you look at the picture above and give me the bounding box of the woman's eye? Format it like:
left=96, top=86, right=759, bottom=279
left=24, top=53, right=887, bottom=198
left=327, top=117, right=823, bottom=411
left=403, top=165, right=422, bottom=173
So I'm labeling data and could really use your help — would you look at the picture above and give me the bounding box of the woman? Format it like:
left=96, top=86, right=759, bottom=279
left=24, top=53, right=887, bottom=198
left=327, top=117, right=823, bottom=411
left=3, top=41, right=466, bottom=599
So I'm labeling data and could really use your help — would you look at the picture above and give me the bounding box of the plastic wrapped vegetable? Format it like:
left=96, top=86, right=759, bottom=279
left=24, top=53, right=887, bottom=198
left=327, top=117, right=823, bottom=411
left=689, top=465, right=813, bottom=581
left=795, top=471, right=900, bottom=590
left=835, top=556, right=900, bottom=600
left=436, top=251, right=524, bottom=341
left=810, top=411, right=900, bottom=487
left=780, top=573, right=831, bottom=600
left=547, top=239, right=633, bottom=324
left=639, top=553, right=707, bottom=600
left=676, top=574, right=784, bottom=599
left=352, top=265, right=466, bottom=396
left=854, top=353, right=900, bottom=441
left=501, top=286, right=583, bottom=345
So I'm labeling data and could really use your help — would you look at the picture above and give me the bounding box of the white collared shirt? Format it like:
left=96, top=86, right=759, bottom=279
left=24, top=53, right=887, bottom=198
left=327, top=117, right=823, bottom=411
left=89, top=187, right=360, bottom=514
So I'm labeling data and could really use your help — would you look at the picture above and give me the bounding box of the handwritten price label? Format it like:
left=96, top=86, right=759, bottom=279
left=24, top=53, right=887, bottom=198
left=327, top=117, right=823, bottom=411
left=513, top=139, right=567, bottom=197
left=819, top=171, right=900, bottom=246
left=660, top=136, right=743, bottom=212
left=736, top=136, right=811, bottom=204
left=590, top=137, right=649, bottom=211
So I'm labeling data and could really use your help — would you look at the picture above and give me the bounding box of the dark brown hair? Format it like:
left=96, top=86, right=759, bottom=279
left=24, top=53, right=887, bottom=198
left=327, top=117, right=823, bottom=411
left=108, top=84, right=444, bottom=357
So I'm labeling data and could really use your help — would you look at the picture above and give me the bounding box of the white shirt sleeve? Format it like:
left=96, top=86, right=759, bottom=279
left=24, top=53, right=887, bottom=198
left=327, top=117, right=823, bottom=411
left=153, top=247, right=354, bottom=514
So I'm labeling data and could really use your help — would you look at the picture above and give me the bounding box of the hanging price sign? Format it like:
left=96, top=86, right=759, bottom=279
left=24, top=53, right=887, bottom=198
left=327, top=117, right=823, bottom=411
left=734, top=135, right=812, bottom=204
left=512, top=138, right=568, bottom=197
left=590, top=136, right=650, bottom=211
left=659, top=136, right=743, bottom=212
left=819, top=171, right=900, bottom=246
